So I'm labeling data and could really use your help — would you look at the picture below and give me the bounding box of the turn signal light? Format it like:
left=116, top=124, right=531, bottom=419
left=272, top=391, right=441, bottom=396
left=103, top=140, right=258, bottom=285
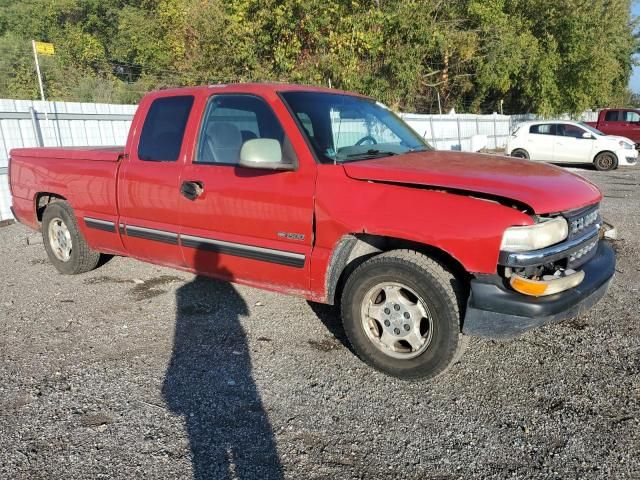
left=510, top=270, right=585, bottom=297
left=510, top=276, right=549, bottom=296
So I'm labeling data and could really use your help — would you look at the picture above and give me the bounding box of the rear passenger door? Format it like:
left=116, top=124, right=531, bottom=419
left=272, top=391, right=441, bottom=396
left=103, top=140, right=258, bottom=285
left=178, top=93, right=316, bottom=291
left=117, top=94, right=196, bottom=267
left=527, top=123, right=556, bottom=161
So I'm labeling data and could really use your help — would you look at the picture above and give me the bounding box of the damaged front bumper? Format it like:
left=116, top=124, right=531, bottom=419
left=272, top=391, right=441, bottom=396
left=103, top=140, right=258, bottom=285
left=462, top=240, right=615, bottom=339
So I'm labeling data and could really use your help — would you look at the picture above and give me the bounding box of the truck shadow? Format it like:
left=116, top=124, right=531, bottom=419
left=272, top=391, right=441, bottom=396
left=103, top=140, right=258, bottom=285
left=306, top=301, right=355, bottom=354
left=162, top=249, right=283, bottom=479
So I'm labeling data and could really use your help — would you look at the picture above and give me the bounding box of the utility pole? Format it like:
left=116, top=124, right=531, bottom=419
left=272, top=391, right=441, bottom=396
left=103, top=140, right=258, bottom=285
left=425, top=81, right=445, bottom=115
left=31, top=40, right=48, bottom=121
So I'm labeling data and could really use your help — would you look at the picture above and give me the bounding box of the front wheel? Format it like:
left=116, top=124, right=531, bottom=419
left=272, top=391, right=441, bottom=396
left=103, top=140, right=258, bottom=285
left=341, top=250, right=468, bottom=380
left=594, top=152, right=617, bottom=171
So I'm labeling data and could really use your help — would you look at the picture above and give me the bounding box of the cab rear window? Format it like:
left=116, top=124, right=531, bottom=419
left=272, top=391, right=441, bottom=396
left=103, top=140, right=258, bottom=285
left=138, top=96, right=194, bottom=162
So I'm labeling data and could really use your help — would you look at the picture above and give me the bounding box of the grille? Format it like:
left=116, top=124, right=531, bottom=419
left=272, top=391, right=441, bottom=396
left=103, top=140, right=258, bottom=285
left=564, top=204, right=600, bottom=239
left=567, top=238, right=598, bottom=269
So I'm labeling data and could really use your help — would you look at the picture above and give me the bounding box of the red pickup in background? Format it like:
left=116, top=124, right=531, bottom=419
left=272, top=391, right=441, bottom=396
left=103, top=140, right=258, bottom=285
left=585, top=108, right=640, bottom=145
left=8, top=83, right=616, bottom=380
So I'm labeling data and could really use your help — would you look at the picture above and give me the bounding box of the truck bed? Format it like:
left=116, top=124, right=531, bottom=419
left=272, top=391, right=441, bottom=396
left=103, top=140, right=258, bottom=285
left=10, top=146, right=124, bottom=162
left=9, top=146, right=124, bottom=234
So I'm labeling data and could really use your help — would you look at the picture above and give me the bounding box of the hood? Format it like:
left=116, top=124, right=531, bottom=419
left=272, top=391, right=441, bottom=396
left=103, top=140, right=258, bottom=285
left=601, top=134, right=634, bottom=145
left=342, top=151, right=602, bottom=214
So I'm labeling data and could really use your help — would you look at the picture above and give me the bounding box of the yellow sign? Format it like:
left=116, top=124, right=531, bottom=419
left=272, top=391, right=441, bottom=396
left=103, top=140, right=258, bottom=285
left=34, top=42, right=55, bottom=56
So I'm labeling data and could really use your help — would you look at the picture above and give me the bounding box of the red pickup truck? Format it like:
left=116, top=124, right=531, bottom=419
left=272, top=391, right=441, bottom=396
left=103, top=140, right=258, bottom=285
left=8, top=83, right=615, bottom=380
left=585, top=108, right=640, bottom=144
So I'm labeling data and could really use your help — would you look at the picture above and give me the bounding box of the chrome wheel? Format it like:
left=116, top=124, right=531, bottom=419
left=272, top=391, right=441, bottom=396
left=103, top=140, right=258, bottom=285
left=360, top=282, right=434, bottom=359
left=48, top=217, right=72, bottom=262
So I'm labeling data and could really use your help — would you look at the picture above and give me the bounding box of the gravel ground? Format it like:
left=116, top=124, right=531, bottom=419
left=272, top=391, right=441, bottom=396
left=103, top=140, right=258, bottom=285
left=1, top=166, right=639, bottom=480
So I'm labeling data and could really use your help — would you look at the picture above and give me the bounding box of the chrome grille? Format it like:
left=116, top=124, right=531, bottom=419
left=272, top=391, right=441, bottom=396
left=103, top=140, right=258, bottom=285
left=563, top=203, right=600, bottom=268
left=564, top=204, right=600, bottom=239
left=567, top=238, right=598, bottom=269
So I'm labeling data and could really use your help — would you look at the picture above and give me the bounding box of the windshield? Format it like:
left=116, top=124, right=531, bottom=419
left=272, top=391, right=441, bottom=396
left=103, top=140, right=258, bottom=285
left=580, top=122, right=605, bottom=136
left=280, top=91, right=432, bottom=163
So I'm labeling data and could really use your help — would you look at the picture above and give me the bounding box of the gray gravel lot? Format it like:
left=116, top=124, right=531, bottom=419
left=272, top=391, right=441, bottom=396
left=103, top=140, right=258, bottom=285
left=1, top=166, right=639, bottom=480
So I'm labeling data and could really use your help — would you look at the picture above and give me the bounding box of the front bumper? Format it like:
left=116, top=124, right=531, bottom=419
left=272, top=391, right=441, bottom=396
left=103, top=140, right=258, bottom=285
left=616, top=148, right=638, bottom=166
left=463, top=241, right=615, bottom=339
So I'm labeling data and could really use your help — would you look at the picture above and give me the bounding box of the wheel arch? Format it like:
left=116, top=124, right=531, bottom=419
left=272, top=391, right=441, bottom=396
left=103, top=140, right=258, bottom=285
left=35, top=192, right=68, bottom=223
left=325, top=233, right=470, bottom=306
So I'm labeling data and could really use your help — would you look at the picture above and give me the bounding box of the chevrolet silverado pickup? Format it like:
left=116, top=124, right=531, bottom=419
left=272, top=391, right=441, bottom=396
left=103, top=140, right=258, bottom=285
left=9, top=84, right=615, bottom=380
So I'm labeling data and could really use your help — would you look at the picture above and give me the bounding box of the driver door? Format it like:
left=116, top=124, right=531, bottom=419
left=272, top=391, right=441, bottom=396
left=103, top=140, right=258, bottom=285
left=621, top=110, right=640, bottom=141
left=178, top=93, right=316, bottom=291
left=553, top=124, right=594, bottom=164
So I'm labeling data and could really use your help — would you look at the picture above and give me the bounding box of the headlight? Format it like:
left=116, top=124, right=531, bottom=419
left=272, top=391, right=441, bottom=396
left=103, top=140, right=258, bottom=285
left=500, top=217, right=568, bottom=252
left=623, top=142, right=634, bottom=150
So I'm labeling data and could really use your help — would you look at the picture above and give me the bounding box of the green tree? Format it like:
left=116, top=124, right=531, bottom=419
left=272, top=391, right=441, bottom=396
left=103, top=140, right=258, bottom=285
left=0, top=0, right=636, bottom=113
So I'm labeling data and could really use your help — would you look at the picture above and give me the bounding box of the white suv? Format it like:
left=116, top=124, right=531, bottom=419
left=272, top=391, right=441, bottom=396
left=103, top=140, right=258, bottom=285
left=506, top=120, right=638, bottom=171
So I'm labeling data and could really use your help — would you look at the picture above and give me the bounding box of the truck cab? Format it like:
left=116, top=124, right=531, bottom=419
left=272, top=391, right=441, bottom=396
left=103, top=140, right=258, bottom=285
left=585, top=108, right=640, bottom=144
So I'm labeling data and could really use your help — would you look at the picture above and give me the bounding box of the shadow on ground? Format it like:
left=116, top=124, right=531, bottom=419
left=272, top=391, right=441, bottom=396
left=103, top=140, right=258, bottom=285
left=162, top=249, right=283, bottom=479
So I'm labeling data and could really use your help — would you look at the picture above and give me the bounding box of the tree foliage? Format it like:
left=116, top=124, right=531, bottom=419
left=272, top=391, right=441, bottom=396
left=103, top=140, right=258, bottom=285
left=0, top=0, right=636, bottom=114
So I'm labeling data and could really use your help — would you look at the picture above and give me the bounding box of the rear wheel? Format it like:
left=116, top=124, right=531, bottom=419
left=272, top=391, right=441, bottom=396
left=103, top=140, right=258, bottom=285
left=594, top=151, right=617, bottom=171
left=42, top=201, right=101, bottom=274
left=341, top=250, right=468, bottom=380
left=510, top=149, right=529, bottom=159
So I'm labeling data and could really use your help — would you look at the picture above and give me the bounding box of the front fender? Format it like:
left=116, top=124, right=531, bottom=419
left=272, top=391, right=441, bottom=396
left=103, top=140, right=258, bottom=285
left=314, top=167, right=533, bottom=276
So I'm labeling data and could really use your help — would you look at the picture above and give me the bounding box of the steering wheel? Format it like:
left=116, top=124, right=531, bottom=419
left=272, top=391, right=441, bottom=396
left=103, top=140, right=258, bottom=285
left=355, top=135, right=378, bottom=146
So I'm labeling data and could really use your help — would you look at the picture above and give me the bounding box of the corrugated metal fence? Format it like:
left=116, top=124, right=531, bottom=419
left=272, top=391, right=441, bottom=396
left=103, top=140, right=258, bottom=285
left=0, top=98, right=602, bottom=222
left=400, top=113, right=512, bottom=151
left=0, top=100, right=136, bottom=221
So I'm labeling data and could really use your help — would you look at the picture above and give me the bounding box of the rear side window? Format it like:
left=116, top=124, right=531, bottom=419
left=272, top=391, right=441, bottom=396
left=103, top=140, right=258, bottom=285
left=624, top=111, right=640, bottom=122
left=138, top=96, right=194, bottom=162
left=529, top=124, right=556, bottom=135
left=604, top=110, right=620, bottom=122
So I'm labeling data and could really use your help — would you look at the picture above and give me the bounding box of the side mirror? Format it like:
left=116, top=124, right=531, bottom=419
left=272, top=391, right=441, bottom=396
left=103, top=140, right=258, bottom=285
left=239, top=139, right=294, bottom=171
left=582, top=132, right=593, bottom=139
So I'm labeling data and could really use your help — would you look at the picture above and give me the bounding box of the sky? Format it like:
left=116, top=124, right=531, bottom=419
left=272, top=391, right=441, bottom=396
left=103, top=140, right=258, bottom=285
left=630, top=1, right=640, bottom=92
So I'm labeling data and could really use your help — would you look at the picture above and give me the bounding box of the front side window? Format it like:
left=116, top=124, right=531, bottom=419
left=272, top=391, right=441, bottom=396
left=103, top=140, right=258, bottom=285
left=138, top=96, right=194, bottom=162
left=624, top=111, right=640, bottom=122
left=529, top=124, right=556, bottom=135
left=196, top=94, right=295, bottom=165
left=281, top=92, right=430, bottom=163
left=558, top=124, right=586, bottom=139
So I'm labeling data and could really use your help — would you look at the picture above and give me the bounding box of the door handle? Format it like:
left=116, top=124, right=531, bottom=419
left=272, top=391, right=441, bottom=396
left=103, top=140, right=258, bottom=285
left=180, top=181, right=204, bottom=200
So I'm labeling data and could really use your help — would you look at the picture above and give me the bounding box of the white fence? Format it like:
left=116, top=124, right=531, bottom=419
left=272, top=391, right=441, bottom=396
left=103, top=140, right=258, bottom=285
left=0, top=99, right=136, bottom=221
left=401, top=113, right=512, bottom=151
left=0, top=98, right=602, bottom=222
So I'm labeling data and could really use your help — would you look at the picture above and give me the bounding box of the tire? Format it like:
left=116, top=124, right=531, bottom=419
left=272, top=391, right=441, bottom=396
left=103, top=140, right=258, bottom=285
left=340, top=249, right=468, bottom=381
left=510, top=149, right=529, bottom=159
left=42, top=201, right=101, bottom=274
left=593, top=151, right=618, bottom=171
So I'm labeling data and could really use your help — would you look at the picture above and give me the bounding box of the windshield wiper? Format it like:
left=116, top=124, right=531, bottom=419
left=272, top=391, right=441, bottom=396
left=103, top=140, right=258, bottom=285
left=344, top=149, right=398, bottom=160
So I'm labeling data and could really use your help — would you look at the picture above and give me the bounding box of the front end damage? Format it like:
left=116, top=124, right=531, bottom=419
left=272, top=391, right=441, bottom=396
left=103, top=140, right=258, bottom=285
left=463, top=203, right=616, bottom=338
